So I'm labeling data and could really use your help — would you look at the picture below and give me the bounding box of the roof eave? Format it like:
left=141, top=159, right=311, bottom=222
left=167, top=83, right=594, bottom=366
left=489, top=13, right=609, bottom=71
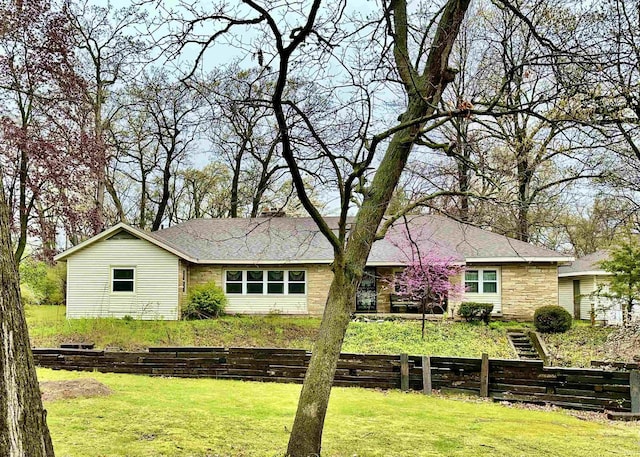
left=558, top=270, right=611, bottom=278
left=467, top=256, right=574, bottom=263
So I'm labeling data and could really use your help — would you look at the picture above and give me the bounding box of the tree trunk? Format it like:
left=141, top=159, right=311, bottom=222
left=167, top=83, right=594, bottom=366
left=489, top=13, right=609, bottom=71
left=517, top=200, right=530, bottom=243
left=94, top=82, right=106, bottom=234
left=457, top=141, right=471, bottom=222
left=230, top=151, right=244, bottom=218
left=515, top=140, right=532, bottom=242
left=286, top=267, right=357, bottom=456
left=285, top=112, right=422, bottom=454
left=15, top=146, right=28, bottom=262
left=0, top=188, right=55, bottom=457
left=285, top=1, right=471, bottom=455
left=151, top=162, right=172, bottom=231
left=105, top=176, right=126, bottom=223
left=421, top=298, right=426, bottom=339
left=287, top=93, right=461, bottom=457
left=454, top=120, right=471, bottom=222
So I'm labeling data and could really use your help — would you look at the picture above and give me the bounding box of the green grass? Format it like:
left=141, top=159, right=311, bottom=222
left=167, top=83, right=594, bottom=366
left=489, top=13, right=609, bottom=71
left=541, top=322, right=615, bottom=367
left=343, top=319, right=513, bottom=357
left=26, top=305, right=514, bottom=358
left=39, top=368, right=639, bottom=457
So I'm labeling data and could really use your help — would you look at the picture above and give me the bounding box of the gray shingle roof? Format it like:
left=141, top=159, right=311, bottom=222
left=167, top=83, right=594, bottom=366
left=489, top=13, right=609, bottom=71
left=149, top=214, right=569, bottom=265
left=558, top=250, right=610, bottom=276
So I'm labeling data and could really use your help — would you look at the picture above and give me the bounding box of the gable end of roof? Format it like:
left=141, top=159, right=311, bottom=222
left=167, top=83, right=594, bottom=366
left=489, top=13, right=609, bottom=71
left=53, top=223, right=195, bottom=262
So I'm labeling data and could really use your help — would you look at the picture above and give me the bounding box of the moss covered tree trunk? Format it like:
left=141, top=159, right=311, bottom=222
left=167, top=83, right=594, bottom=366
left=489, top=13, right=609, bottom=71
left=0, top=188, right=55, bottom=457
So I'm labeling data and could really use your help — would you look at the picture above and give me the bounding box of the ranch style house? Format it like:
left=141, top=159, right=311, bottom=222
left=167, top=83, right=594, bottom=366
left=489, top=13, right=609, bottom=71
left=54, top=215, right=573, bottom=320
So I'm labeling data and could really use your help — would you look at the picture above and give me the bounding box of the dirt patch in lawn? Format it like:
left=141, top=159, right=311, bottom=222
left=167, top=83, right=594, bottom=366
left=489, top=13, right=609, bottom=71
left=40, top=378, right=112, bottom=402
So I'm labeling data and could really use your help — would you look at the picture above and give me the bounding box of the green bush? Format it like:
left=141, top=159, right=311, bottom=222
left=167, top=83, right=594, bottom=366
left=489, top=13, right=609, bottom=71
left=534, top=305, right=572, bottom=333
left=20, top=284, right=42, bottom=306
left=19, top=259, right=65, bottom=306
left=458, top=302, right=494, bottom=324
left=182, top=282, right=227, bottom=319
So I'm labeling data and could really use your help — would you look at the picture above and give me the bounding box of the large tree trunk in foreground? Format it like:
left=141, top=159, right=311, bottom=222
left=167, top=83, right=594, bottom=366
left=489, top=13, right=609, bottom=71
left=0, top=189, right=55, bottom=457
left=286, top=96, right=432, bottom=457
left=286, top=1, right=471, bottom=455
left=286, top=268, right=357, bottom=454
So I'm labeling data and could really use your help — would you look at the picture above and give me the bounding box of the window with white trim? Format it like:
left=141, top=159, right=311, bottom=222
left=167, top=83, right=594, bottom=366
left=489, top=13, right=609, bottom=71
left=112, top=268, right=135, bottom=293
left=182, top=268, right=187, bottom=293
left=288, top=270, right=306, bottom=294
left=226, top=270, right=243, bottom=294
left=224, top=270, right=306, bottom=295
left=267, top=270, right=285, bottom=294
left=465, top=269, right=498, bottom=294
left=246, top=270, right=264, bottom=294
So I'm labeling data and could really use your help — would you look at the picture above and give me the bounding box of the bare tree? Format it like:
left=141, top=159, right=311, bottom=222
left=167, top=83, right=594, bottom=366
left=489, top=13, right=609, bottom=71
left=113, top=70, right=203, bottom=230
left=163, top=0, right=472, bottom=454
left=202, top=66, right=299, bottom=217
left=426, top=0, right=603, bottom=241
left=564, top=0, right=640, bottom=217
left=66, top=0, right=148, bottom=229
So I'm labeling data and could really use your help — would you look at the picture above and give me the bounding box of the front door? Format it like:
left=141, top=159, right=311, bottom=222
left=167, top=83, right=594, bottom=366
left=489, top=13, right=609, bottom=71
left=356, top=268, right=377, bottom=312
left=573, top=279, right=581, bottom=319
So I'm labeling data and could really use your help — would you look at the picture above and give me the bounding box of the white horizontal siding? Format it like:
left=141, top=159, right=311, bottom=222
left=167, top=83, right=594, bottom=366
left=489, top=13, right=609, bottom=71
left=558, top=278, right=573, bottom=315
left=65, top=237, right=179, bottom=320
left=579, top=276, right=596, bottom=320
left=226, top=296, right=307, bottom=314
left=558, top=275, right=628, bottom=323
left=592, top=277, right=627, bottom=324
left=462, top=292, right=501, bottom=313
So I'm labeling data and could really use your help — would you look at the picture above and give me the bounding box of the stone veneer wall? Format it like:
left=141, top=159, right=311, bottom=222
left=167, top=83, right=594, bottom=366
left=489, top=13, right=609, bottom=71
left=500, top=263, right=559, bottom=319
left=187, top=262, right=559, bottom=319
left=188, top=263, right=333, bottom=316
left=375, top=267, right=394, bottom=313
left=178, top=260, right=189, bottom=314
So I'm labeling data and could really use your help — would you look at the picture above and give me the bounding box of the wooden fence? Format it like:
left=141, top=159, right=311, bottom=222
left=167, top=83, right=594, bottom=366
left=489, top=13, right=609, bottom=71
left=33, top=347, right=637, bottom=412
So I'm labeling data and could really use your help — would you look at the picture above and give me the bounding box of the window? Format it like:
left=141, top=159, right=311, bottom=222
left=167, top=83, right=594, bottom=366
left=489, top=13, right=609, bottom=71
left=226, top=270, right=243, bottom=294
left=182, top=268, right=187, bottom=293
left=268, top=270, right=284, bottom=294
left=246, top=270, right=264, bottom=294
left=224, top=269, right=306, bottom=295
left=482, top=270, right=497, bottom=293
left=288, top=270, right=306, bottom=294
left=465, top=270, right=479, bottom=293
left=465, top=269, right=498, bottom=294
left=112, top=268, right=134, bottom=292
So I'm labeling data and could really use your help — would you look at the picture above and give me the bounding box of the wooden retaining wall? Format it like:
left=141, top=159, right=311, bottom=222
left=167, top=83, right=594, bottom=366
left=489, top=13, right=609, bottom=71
left=591, top=360, right=640, bottom=371
left=33, top=347, right=636, bottom=412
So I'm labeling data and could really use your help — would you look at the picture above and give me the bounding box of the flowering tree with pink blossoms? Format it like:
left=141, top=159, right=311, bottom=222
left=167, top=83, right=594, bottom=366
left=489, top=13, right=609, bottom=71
left=394, top=251, right=465, bottom=338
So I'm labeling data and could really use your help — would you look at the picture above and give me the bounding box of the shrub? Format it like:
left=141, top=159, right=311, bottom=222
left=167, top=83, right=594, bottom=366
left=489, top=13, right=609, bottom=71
left=183, top=282, right=227, bottom=319
left=534, top=305, right=572, bottom=333
left=20, top=284, right=42, bottom=306
left=458, top=302, right=494, bottom=324
left=40, top=263, right=66, bottom=305
left=19, top=259, right=65, bottom=306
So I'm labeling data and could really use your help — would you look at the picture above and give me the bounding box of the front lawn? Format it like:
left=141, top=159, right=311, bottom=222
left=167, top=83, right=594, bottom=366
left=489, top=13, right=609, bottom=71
left=26, top=305, right=515, bottom=358
left=39, top=368, right=638, bottom=457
